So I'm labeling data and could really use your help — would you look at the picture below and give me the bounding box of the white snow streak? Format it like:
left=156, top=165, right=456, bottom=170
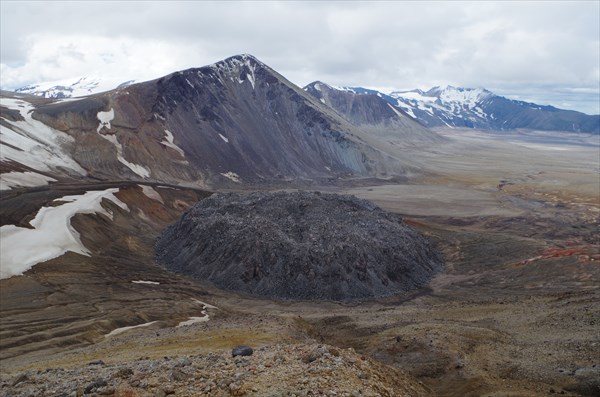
left=221, top=171, right=241, bottom=183
left=131, top=280, right=160, bottom=285
left=106, top=321, right=157, bottom=337
left=161, top=129, right=185, bottom=157
left=0, top=171, right=57, bottom=190
left=387, top=103, right=405, bottom=119
left=244, top=59, right=257, bottom=89
left=177, top=299, right=218, bottom=327
left=138, top=185, right=164, bottom=203
left=177, top=316, right=209, bottom=327
left=0, top=189, right=129, bottom=279
left=191, top=299, right=218, bottom=309
left=218, top=133, right=229, bottom=143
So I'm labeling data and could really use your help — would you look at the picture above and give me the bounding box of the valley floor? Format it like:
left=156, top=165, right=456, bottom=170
left=1, top=129, right=598, bottom=396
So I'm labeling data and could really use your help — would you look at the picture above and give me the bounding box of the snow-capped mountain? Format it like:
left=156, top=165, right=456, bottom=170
left=319, top=85, right=599, bottom=134
left=15, top=76, right=136, bottom=98
left=391, top=86, right=492, bottom=124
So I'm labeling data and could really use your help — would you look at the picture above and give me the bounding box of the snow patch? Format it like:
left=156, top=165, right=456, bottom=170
left=106, top=321, right=158, bottom=337
left=138, top=185, right=164, bottom=203
left=185, top=78, right=194, bottom=89
left=177, top=298, right=218, bottom=327
left=221, top=171, right=241, bottom=183
left=97, top=109, right=115, bottom=133
left=0, top=171, right=57, bottom=190
left=218, top=133, right=229, bottom=143
left=0, top=97, right=86, bottom=175
left=387, top=103, right=405, bottom=119
left=0, top=189, right=129, bottom=279
left=177, top=316, right=209, bottom=327
left=132, top=280, right=160, bottom=285
left=246, top=70, right=255, bottom=89
left=160, top=129, right=185, bottom=157
left=191, top=298, right=218, bottom=309
left=396, top=102, right=416, bottom=118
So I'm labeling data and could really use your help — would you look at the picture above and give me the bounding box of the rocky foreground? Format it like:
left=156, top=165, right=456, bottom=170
left=0, top=343, right=429, bottom=397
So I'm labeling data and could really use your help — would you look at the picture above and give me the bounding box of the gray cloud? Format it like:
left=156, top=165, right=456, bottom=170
left=1, top=1, right=598, bottom=114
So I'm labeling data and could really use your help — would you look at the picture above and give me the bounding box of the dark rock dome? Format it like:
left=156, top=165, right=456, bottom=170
left=155, top=191, right=443, bottom=301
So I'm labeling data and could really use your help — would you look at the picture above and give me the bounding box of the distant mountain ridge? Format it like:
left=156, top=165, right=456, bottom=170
left=309, top=84, right=599, bottom=134
left=15, top=76, right=136, bottom=98
left=12, top=64, right=599, bottom=134
left=303, top=81, right=446, bottom=147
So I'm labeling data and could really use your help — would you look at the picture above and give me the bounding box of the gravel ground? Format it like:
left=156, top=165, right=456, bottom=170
left=0, top=343, right=429, bottom=397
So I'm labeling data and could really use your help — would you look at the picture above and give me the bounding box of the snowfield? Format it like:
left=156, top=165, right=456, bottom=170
left=0, top=189, right=129, bottom=279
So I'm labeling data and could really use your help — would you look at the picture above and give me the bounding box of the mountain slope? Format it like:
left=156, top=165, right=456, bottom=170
left=1, top=55, right=417, bottom=190
left=388, top=86, right=600, bottom=133
left=304, top=81, right=446, bottom=146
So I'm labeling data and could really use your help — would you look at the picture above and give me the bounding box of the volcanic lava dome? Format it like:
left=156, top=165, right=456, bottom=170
left=155, top=191, right=443, bottom=301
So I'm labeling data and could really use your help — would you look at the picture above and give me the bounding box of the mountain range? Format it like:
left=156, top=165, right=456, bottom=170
left=2, top=54, right=599, bottom=193
left=305, top=83, right=599, bottom=133
left=13, top=67, right=599, bottom=134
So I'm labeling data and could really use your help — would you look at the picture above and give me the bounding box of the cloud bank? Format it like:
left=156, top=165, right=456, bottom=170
left=1, top=1, right=598, bottom=114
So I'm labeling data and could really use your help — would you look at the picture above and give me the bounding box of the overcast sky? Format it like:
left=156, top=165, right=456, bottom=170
left=1, top=1, right=599, bottom=114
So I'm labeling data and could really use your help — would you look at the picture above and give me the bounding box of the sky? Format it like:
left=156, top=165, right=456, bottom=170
left=1, top=1, right=599, bottom=114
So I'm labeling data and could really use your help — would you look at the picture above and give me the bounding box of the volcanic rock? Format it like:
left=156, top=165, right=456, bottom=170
left=232, top=346, right=254, bottom=357
left=155, top=191, right=443, bottom=301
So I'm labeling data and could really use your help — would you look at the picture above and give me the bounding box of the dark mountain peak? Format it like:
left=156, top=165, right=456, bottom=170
left=304, top=81, right=334, bottom=91
left=227, top=53, right=261, bottom=62
left=206, top=53, right=272, bottom=75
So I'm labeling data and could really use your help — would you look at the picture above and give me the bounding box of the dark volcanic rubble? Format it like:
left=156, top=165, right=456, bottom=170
left=155, top=191, right=443, bottom=301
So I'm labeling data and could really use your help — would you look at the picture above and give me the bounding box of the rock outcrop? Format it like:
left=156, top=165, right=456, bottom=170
left=155, top=191, right=443, bottom=300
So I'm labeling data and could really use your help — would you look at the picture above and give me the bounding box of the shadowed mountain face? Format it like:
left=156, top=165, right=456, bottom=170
left=1, top=55, right=431, bottom=190
left=303, top=81, right=446, bottom=146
